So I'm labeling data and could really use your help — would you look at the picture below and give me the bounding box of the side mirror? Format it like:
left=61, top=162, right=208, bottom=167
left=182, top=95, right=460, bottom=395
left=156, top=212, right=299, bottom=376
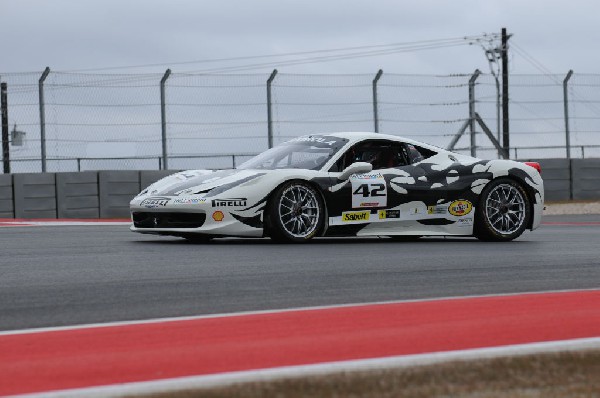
left=338, top=162, right=373, bottom=180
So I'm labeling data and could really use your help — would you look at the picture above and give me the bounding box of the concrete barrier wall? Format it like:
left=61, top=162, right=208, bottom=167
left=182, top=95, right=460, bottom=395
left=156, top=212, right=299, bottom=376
left=536, top=159, right=571, bottom=202
left=56, top=172, right=99, bottom=218
left=0, top=161, right=598, bottom=219
left=572, top=159, right=600, bottom=200
left=13, top=173, right=57, bottom=218
left=99, top=171, right=141, bottom=218
left=0, top=174, right=14, bottom=217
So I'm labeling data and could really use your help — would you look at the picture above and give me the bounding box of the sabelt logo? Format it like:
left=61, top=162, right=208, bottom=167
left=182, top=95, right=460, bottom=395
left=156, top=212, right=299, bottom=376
left=211, top=198, right=247, bottom=207
left=342, top=211, right=370, bottom=222
left=140, top=197, right=171, bottom=208
left=448, top=200, right=473, bottom=216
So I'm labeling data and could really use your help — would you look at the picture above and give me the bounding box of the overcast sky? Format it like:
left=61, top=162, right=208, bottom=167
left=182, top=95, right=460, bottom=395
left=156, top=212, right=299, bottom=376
left=2, top=0, right=598, bottom=76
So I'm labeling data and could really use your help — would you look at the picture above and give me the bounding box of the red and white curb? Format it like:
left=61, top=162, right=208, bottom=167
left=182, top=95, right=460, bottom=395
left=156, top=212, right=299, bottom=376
left=14, top=337, right=600, bottom=398
left=1, top=289, right=599, bottom=397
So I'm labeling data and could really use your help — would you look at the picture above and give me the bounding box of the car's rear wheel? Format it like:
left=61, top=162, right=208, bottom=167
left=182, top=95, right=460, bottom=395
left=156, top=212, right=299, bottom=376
left=475, top=178, right=531, bottom=241
left=268, top=181, right=324, bottom=243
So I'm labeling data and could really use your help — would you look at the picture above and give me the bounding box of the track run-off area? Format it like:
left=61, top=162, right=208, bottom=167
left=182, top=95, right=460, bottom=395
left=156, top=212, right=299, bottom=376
left=0, top=214, right=599, bottom=396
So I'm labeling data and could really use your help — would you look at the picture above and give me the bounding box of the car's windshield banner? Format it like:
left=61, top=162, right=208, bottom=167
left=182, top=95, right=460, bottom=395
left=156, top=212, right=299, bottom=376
left=285, top=135, right=347, bottom=148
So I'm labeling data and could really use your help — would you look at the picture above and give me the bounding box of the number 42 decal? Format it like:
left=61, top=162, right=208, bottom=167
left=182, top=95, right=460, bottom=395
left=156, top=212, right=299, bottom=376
left=350, top=177, right=387, bottom=208
left=353, top=183, right=386, bottom=197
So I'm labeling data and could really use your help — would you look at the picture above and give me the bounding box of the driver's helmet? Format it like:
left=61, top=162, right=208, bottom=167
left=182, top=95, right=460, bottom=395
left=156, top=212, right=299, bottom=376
left=355, top=149, right=380, bottom=164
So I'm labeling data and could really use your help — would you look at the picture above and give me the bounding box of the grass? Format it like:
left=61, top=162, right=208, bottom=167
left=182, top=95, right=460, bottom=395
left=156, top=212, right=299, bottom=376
left=137, top=350, right=600, bottom=398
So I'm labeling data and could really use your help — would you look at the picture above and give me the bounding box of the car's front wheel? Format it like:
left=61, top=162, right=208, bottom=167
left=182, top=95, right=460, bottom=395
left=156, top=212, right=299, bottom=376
left=268, top=181, right=324, bottom=243
left=475, top=178, right=531, bottom=241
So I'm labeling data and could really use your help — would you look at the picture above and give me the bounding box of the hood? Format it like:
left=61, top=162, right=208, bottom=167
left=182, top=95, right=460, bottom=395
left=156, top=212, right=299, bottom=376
left=137, top=169, right=266, bottom=198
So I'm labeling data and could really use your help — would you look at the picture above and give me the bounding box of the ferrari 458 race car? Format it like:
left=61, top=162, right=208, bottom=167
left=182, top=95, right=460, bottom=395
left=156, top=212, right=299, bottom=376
left=130, top=132, right=544, bottom=242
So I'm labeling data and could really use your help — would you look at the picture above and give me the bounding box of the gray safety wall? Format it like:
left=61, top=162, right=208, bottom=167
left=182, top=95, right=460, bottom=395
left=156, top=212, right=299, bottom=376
left=0, top=174, right=14, bottom=217
left=1, top=170, right=178, bottom=219
left=99, top=171, right=141, bottom=218
left=56, top=172, right=99, bottom=218
left=536, top=159, right=571, bottom=202
left=572, top=159, right=600, bottom=200
left=0, top=160, right=599, bottom=219
left=13, top=173, right=57, bottom=218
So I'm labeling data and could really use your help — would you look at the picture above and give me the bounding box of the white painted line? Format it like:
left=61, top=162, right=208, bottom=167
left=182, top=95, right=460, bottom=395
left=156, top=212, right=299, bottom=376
left=10, top=337, right=600, bottom=398
left=1, top=287, right=598, bottom=336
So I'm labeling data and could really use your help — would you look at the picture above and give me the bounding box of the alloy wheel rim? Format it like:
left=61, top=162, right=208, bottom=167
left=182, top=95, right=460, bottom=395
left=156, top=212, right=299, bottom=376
left=485, top=183, right=526, bottom=235
left=278, top=185, right=320, bottom=238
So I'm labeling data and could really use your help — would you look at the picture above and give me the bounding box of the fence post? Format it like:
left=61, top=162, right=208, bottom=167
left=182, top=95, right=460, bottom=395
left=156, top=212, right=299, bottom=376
left=563, top=70, right=573, bottom=160
left=38, top=67, right=50, bottom=172
left=1, top=82, right=9, bottom=174
left=563, top=70, right=574, bottom=200
left=493, top=75, right=502, bottom=159
left=266, top=69, right=278, bottom=149
left=468, top=69, right=481, bottom=157
left=372, top=69, right=383, bottom=133
left=160, top=69, right=171, bottom=170
left=501, top=28, right=511, bottom=159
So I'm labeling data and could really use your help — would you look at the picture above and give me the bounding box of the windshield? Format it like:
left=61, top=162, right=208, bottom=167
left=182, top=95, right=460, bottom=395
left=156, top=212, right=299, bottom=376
left=238, top=135, right=348, bottom=170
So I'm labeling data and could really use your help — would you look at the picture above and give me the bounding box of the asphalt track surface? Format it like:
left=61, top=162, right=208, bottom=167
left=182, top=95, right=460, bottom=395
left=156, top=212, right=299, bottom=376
left=1, top=214, right=599, bottom=332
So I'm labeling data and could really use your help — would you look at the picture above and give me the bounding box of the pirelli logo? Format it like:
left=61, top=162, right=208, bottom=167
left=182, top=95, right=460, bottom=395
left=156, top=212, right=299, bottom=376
left=211, top=198, right=247, bottom=207
left=342, top=210, right=370, bottom=222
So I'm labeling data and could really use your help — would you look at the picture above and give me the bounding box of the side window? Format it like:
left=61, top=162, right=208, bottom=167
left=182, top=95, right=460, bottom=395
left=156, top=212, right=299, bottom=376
left=404, top=143, right=437, bottom=164
left=330, top=140, right=410, bottom=171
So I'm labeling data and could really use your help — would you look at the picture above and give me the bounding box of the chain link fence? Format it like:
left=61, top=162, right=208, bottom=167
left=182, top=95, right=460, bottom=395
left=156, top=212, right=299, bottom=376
left=1, top=70, right=599, bottom=173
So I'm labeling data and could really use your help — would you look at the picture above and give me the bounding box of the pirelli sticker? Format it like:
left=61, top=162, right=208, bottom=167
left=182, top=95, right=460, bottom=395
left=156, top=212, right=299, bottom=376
left=342, top=210, right=371, bottom=223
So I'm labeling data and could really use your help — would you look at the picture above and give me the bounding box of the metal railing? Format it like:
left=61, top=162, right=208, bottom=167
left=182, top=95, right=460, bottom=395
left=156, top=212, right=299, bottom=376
left=7, top=142, right=600, bottom=174
left=2, top=70, right=600, bottom=174
left=8, top=153, right=259, bottom=173
left=454, top=144, right=600, bottom=160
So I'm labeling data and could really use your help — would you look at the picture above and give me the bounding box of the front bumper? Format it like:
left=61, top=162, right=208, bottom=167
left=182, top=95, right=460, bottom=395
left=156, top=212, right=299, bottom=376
left=129, top=196, right=264, bottom=238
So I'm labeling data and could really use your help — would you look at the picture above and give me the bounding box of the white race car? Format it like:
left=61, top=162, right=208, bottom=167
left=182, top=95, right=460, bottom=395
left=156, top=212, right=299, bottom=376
left=130, top=132, right=544, bottom=242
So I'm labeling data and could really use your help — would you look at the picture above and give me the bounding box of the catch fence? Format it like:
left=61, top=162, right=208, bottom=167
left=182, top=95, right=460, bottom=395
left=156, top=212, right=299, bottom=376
left=1, top=69, right=599, bottom=173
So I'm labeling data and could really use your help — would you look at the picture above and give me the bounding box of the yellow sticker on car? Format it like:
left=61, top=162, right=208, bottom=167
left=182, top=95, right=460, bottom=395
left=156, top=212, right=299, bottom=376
left=448, top=200, right=473, bottom=216
left=342, top=211, right=371, bottom=222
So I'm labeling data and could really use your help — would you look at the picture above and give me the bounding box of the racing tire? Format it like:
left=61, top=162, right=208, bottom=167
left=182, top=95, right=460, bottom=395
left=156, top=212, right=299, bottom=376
left=475, top=178, right=531, bottom=242
left=267, top=181, right=325, bottom=243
